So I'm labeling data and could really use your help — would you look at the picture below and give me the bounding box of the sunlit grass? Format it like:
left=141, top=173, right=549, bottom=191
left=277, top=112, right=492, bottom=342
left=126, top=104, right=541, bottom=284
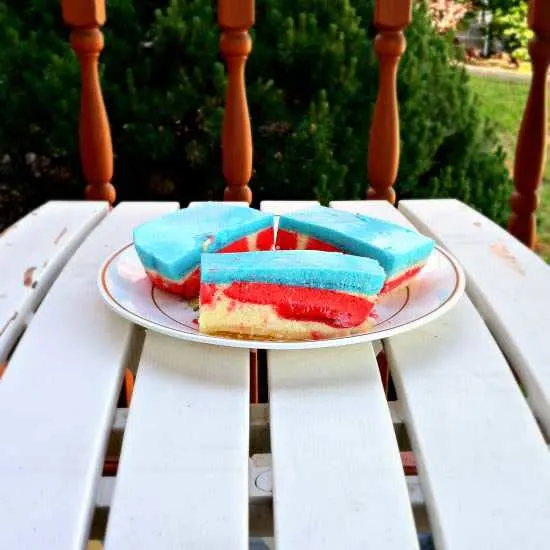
left=469, top=74, right=550, bottom=261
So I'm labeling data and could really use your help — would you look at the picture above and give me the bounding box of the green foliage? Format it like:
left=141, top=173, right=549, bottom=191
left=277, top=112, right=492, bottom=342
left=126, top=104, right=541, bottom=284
left=487, top=0, right=522, bottom=11
left=0, top=0, right=512, bottom=225
left=492, top=1, right=531, bottom=62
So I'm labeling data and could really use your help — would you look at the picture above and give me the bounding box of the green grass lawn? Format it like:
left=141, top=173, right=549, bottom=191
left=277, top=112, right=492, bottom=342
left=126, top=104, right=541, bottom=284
left=468, top=74, right=550, bottom=261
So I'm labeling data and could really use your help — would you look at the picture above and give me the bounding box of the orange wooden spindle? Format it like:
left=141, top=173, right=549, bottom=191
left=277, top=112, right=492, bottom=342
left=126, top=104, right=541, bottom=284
left=367, top=0, right=412, bottom=205
left=508, top=0, right=550, bottom=248
left=249, top=350, right=259, bottom=404
left=219, top=0, right=254, bottom=204
left=62, top=0, right=115, bottom=205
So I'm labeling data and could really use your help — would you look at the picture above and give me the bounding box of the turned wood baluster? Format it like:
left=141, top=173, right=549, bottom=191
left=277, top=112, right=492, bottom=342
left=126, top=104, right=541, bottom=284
left=508, top=0, right=550, bottom=248
left=367, top=0, right=412, bottom=204
left=62, top=0, right=115, bottom=204
left=219, top=0, right=254, bottom=204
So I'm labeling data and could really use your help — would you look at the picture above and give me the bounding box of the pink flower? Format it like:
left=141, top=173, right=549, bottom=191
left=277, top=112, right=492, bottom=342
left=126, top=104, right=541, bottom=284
left=428, top=0, right=471, bottom=33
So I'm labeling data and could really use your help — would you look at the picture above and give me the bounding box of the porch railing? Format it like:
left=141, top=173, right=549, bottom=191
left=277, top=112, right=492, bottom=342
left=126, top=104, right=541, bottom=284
left=61, top=0, right=549, bottom=250
left=62, top=0, right=115, bottom=205
left=507, top=0, right=550, bottom=248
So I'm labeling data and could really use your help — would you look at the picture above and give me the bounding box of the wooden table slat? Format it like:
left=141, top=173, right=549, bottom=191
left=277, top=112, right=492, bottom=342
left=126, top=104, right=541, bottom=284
left=0, top=201, right=108, bottom=363
left=188, top=201, right=249, bottom=208
left=398, top=198, right=550, bottom=435
left=268, top=345, right=418, bottom=550
left=260, top=200, right=320, bottom=215
left=388, top=297, right=550, bottom=549
left=104, top=336, right=250, bottom=550
left=0, top=201, right=178, bottom=550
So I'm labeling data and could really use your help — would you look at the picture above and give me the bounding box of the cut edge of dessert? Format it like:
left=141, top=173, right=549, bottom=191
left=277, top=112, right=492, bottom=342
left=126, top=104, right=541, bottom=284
left=198, top=251, right=385, bottom=341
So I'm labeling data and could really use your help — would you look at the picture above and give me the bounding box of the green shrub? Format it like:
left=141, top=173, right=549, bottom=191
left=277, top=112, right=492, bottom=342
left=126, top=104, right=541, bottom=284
left=0, top=0, right=512, bottom=225
left=492, top=1, right=532, bottom=62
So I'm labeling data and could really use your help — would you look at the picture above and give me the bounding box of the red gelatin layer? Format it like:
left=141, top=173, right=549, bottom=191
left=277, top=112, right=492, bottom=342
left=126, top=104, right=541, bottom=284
left=206, top=282, right=375, bottom=329
left=276, top=229, right=341, bottom=252
left=148, top=268, right=200, bottom=299
left=382, top=265, right=423, bottom=294
left=276, top=229, right=298, bottom=250
left=305, top=236, right=341, bottom=252
left=221, top=235, right=250, bottom=253
left=256, top=226, right=275, bottom=250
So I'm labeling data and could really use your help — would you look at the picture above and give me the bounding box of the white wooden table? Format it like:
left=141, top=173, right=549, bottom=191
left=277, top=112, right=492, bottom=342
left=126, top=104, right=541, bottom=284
left=2, top=199, right=550, bottom=550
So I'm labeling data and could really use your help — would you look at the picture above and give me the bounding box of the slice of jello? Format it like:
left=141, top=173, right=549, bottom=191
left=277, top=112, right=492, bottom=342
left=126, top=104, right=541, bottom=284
left=276, top=206, right=434, bottom=293
left=134, top=204, right=274, bottom=299
left=199, top=250, right=385, bottom=340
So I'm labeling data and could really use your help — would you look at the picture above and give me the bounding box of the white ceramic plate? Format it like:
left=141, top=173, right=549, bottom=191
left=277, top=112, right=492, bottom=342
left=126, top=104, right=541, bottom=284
left=98, top=244, right=465, bottom=350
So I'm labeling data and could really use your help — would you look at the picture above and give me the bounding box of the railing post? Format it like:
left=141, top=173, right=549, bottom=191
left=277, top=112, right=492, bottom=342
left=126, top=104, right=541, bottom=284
left=508, top=0, right=550, bottom=248
left=218, top=0, right=254, bottom=204
left=62, top=0, right=115, bottom=204
left=367, top=0, right=412, bottom=205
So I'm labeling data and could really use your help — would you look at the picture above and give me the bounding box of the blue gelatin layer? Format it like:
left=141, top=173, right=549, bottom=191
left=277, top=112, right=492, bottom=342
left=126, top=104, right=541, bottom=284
left=201, top=250, right=385, bottom=295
